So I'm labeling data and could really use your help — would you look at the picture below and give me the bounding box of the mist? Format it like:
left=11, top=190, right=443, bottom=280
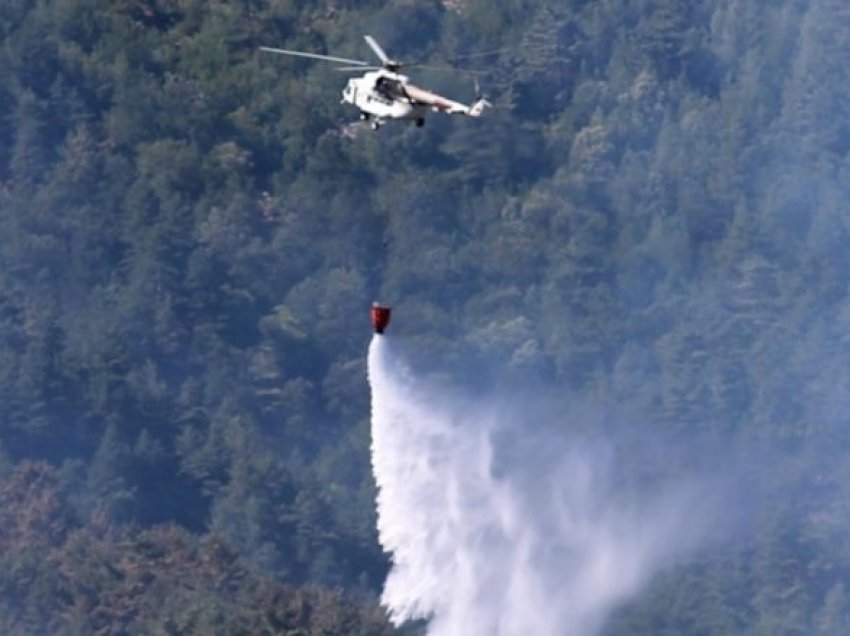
left=368, top=336, right=723, bottom=636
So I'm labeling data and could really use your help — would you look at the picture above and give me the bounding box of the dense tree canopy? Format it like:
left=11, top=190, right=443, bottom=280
left=1, top=0, right=849, bottom=633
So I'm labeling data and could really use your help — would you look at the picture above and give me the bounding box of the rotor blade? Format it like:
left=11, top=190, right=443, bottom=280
left=364, top=35, right=391, bottom=64
left=334, top=66, right=381, bottom=72
left=445, top=47, right=516, bottom=62
left=409, top=63, right=485, bottom=75
left=259, top=46, right=369, bottom=67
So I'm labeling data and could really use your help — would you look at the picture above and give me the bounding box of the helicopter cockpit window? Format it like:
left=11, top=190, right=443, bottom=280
left=375, top=77, right=403, bottom=100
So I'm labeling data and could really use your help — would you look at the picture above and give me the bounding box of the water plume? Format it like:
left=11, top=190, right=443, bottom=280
left=368, top=336, right=715, bottom=636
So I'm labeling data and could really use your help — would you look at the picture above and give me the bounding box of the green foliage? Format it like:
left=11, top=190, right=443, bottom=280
left=0, top=0, right=849, bottom=632
left=0, top=462, right=396, bottom=635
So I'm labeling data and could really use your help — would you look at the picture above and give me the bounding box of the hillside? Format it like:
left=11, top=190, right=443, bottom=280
left=1, top=0, right=850, bottom=633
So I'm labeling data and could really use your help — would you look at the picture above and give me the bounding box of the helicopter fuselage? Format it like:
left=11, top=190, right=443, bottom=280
left=342, top=70, right=428, bottom=124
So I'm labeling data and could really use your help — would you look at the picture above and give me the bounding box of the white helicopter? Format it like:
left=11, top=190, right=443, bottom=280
left=260, top=35, right=490, bottom=130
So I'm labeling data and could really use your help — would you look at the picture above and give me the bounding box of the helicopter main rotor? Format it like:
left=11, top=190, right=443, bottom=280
left=258, top=46, right=372, bottom=68
left=363, top=35, right=403, bottom=72
left=259, top=34, right=478, bottom=76
left=260, top=35, right=408, bottom=73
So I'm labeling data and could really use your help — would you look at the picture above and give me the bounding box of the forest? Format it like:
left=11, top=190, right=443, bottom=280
left=1, top=0, right=850, bottom=633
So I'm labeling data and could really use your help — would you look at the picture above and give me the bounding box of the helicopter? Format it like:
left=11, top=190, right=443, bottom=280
left=260, top=35, right=491, bottom=130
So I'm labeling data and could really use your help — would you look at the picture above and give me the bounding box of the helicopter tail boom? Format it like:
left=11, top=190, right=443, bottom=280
left=404, top=84, right=490, bottom=117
